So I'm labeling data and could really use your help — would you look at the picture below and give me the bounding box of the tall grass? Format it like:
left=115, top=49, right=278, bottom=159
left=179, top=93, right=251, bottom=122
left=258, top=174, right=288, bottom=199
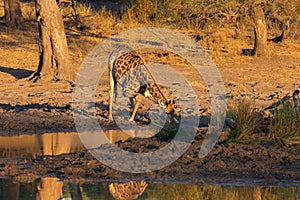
left=226, top=98, right=300, bottom=145
left=226, top=99, right=260, bottom=143
left=269, top=100, right=300, bottom=146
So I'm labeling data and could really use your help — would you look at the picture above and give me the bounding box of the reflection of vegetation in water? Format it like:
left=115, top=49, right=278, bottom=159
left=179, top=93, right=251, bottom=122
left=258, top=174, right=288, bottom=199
left=0, top=179, right=38, bottom=199
left=80, top=182, right=113, bottom=200
left=145, top=184, right=298, bottom=200
left=57, top=181, right=115, bottom=199
left=0, top=179, right=298, bottom=200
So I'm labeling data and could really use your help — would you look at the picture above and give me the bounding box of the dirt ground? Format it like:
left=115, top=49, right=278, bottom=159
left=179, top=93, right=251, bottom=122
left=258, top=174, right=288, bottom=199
left=0, top=20, right=300, bottom=185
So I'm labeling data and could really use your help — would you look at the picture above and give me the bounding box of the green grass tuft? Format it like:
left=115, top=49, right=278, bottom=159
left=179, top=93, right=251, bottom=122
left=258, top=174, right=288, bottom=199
left=226, top=99, right=260, bottom=143
left=269, top=100, right=300, bottom=146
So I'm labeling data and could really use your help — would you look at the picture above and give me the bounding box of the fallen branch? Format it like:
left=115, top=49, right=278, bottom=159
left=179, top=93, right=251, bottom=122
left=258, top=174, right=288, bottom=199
left=264, top=94, right=291, bottom=110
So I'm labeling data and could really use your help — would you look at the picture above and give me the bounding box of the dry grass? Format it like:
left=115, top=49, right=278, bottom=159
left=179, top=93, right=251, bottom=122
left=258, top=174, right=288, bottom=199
left=269, top=100, right=300, bottom=146
left=226, top=99, right=260, bottom=144
left=226, top=98, right=300, bottom=145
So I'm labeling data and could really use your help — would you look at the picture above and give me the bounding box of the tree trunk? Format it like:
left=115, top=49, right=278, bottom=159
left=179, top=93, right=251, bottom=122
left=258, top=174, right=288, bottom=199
left=4, top=0, right=23, bottom=28
left=30, top=0, right=72, bottom=82
left=251, top=4, right=267, bottom=56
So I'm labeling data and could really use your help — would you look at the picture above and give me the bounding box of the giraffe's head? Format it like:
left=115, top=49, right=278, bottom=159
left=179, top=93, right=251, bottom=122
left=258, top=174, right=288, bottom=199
left=165, top=99, right=179, bottom=124
left=165, top=99, right=176, bottom=114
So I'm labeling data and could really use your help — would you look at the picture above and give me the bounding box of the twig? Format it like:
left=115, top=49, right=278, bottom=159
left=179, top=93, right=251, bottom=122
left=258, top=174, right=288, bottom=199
left=264, top=94, right=291, bottom=110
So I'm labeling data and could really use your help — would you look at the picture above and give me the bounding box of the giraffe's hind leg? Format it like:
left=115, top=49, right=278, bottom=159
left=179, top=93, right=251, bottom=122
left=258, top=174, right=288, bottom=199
left=109, top=69, right=114, bottom=121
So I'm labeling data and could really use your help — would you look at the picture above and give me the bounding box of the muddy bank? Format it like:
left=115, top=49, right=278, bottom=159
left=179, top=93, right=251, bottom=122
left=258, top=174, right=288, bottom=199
left=1, top=131, right=299, bottom=187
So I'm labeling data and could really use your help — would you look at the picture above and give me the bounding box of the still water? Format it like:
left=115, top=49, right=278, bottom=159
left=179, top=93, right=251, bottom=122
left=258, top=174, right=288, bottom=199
left=0, top=132, right=299, bottom=199
left=0, top=178, right=299, bottom=200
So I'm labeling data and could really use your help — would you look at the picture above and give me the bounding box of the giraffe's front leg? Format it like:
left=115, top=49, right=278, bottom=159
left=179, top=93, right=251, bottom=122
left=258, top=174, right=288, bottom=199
left=130, top=94, right=142, bottom=122
left=169, top=114, right=179, bottom=124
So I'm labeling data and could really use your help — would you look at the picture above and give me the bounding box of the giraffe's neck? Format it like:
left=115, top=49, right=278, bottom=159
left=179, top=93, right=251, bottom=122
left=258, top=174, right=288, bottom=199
left=145, top=82, right=168, bottom=108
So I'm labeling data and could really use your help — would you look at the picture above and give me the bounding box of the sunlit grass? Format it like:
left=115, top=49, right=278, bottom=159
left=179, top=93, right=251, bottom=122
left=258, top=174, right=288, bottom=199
left=226, top=99, right=260, bottom=144
left=61, top=3, right=116, bottom=35
left=269, top=100, right=300, bottom=146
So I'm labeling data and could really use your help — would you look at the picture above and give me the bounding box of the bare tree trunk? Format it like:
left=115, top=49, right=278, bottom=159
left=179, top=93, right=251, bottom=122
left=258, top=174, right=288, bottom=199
left=4, top=0, right=23, bottom=28
left=30, top=0, right=72, bottom=82
left=251, top=4, right=267, bottom=56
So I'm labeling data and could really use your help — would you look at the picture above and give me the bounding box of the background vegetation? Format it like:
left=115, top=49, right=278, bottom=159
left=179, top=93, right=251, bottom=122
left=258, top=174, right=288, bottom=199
left=57, top=0, right=300, bottom=38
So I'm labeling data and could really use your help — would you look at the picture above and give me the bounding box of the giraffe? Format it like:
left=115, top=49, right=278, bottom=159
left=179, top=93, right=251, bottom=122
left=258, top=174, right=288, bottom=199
left=108, top=45, right=178, bottom=124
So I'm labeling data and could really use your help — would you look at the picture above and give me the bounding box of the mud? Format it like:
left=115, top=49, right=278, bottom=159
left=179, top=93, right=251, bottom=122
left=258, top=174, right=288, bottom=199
left=1, top=129, right=298, bottom=187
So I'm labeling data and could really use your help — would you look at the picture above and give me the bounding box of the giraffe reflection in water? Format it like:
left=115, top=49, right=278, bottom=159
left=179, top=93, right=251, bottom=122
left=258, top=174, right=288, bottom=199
left=109, top=180, right=148, bottom=200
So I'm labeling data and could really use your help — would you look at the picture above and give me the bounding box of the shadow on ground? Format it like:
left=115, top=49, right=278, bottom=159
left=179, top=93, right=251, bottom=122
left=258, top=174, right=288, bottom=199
left=0, top=66, right=33, bottom=79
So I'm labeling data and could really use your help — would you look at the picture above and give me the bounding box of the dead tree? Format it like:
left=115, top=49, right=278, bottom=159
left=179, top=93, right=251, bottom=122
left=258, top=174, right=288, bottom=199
left=251, top=4, right=267, bottom=56
left=29, top=0, right=72, bottom=82
left=4, top=0, right=23, bottom=28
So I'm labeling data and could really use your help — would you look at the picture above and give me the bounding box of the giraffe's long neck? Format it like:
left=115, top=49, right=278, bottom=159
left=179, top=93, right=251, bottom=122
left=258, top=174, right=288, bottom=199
left=145, top=82, right=168, bottom=108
